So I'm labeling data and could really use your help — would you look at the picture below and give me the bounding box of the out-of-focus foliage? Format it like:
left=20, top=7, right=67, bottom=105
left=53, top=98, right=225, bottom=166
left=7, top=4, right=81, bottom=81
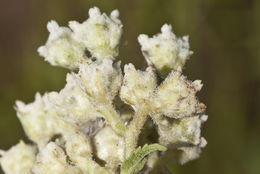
left=0, top=0, right=259, bottom=174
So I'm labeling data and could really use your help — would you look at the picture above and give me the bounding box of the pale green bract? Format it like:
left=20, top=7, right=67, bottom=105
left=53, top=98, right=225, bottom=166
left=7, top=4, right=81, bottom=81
left=0, top=6, right=207, bottom=174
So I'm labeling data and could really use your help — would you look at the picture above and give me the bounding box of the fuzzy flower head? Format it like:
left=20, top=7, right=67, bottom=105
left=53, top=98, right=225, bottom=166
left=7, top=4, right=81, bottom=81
left=1, top=7, right=207, bottom=174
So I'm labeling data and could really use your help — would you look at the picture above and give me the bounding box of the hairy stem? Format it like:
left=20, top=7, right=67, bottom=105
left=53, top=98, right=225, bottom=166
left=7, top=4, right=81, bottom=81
left=125, top=105, right=149, bottom=158
left=98, top=103, right=127, bottom=136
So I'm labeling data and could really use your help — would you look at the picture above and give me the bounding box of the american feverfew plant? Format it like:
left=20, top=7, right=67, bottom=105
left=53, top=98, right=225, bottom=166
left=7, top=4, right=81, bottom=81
left=0, top=7, right=207, bottom=174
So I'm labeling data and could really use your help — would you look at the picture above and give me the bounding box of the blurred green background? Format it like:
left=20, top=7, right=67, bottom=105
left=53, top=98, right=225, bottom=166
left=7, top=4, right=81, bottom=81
left=0, top=0, right=260, bottom=173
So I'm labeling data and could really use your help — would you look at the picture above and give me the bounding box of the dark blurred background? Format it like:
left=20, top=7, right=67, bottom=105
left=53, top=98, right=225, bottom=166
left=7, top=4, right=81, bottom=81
left=0, top=0, right=260, bottom=173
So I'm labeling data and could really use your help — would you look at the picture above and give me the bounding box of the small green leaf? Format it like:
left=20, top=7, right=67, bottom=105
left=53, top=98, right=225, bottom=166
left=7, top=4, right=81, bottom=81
left=121, top=144, right=167, bottom=174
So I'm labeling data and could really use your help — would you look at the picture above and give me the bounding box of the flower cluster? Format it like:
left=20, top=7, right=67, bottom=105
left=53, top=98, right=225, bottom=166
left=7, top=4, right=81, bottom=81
left=0, top=7, right=207, bottom=174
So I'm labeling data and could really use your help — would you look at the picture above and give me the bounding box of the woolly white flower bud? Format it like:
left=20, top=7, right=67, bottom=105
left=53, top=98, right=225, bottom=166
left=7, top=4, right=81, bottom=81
left=155, top=115, right=207, bottom=146
left=15, top=93, right=61, bottom=147
left=153, top=114, right=207, bottom=164
left=120, top=64, right=156, bottom=110
left=94, top=126, right=125, bottom=169
left=78, top=58, right=122, bottom=102
left=153, top=71, right=205, bottom=118
left=15, top=93, right=80, bottom=149
left=138, top=24, right=191, bottom=78
left=46, top=73, right=100, bottom=126
left=38, top=21, right=89, bottom=69
left=0, top=141, right=36, bottom=174
left=69, top=7, right=122, bottom=60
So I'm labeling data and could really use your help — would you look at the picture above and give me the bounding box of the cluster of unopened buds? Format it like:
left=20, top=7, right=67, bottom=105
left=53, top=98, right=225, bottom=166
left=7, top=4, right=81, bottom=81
left=0, top=7, right=207, bottom=174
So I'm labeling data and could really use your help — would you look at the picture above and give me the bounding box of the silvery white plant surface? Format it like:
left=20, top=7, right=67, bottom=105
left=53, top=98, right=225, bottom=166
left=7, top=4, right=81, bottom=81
left=0, top=7, right=207, bottom=174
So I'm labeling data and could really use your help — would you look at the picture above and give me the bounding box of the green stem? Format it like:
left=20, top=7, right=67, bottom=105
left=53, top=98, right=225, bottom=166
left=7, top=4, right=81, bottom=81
left=125, top=106, right=149, bottom=158
left=98, top=103, right=127, bottom=136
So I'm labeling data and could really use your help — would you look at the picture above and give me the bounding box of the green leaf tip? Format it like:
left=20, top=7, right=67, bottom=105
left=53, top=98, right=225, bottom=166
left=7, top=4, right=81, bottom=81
left=121, top=144, right=167, bottom=174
